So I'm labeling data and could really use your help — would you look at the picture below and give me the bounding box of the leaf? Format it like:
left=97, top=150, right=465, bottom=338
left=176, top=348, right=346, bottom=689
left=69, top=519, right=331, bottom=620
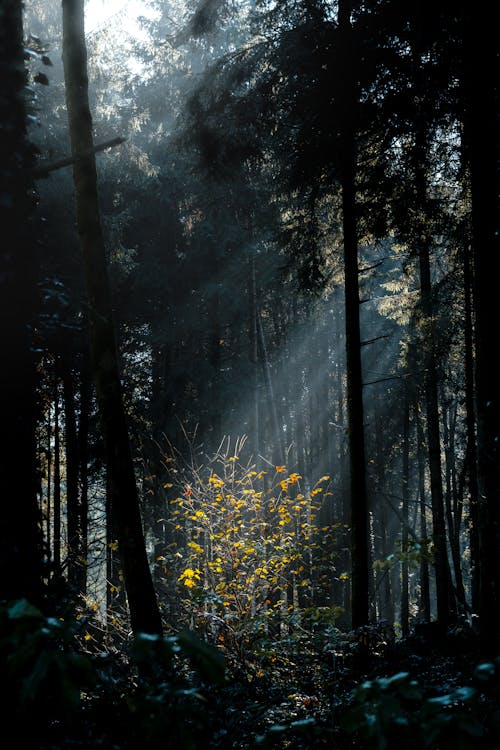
left=474, top=662, right=496, bottom=681
left=20, top=651, right=50, bottom=704
left=176, top=629, right=225, bottom=685
left=8, top=599, right=44, bottom=620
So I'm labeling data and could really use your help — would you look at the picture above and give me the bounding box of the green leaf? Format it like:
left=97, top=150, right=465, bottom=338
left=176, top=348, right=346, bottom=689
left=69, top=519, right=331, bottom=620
left=453, top=687, right=476, bottom=702
left=7, top=599, right=44, bottom=620
left=20, top=651, right=50, bottom=703
left=474, top=662, right=496, bottom=681
left=176, top=629, right=225, bottom=685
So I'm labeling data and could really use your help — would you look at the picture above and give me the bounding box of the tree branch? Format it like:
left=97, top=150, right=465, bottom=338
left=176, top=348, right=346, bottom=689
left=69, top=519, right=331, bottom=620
left=34, top=136, right=126, bottom=177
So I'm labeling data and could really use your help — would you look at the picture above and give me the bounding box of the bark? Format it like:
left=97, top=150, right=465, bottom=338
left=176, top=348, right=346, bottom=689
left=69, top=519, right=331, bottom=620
left=463, top=243, right=480, bottom=615
left=463, top=5, right=500, bottom=649
left=62, top=359, right=80, bottom=588
left=338, top=0, right=369, bottom=628
left=0, top=0, right=43, bottom=603
left=77, top=354, right=91, bottom=595
left=443, top=400, right=466, bottom=613
left=400, top=395, right=410, bottom=636
left=249, top=258, right=261, bottom=463
left=61, top=0, right=162, bottom=634
left=416, top=405, right=431, bottom=621
left=414, top=126, right=454, bottom=626
left=53, top=379, right=62, bottom=572
left=257, top=312, right=285, bottom=466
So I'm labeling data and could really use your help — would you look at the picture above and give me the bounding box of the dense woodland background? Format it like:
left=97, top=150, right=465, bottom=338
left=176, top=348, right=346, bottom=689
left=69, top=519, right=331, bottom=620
left=0, top=0, right=499, bottom=747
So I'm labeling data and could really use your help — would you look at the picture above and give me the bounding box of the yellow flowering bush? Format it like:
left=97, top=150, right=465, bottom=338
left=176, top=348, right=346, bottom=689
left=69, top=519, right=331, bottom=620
left=158, top=440, right=341, bottom=650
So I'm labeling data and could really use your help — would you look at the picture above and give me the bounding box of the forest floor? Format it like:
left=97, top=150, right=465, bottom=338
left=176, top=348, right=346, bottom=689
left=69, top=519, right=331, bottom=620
left=201, top=623, right=490, bottom=749
left=2, top=598, right=497, bottom=749
left=22, top=617, right=498, bottom=750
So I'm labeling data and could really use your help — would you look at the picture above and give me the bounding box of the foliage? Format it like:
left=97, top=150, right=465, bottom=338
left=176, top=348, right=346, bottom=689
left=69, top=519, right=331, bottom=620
left=373, top=536, right=434, bottom=573
left=0, top=597, right=227, bottom=749
left=157, top=441, right=341, bottom=668
left=0, top=598, right=94, bottom=727
left=104, top=629, right=226, bottom=749
left=342, top=662, right=500, bottom=750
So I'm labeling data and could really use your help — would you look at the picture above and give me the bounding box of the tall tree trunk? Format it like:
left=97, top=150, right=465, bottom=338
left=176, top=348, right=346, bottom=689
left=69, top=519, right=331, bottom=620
left=373, top=394, right=394, bottom=625
left=0, top=0, right=43, bottom=604
left=414, top=125, right=453, bottom=626
left=78, top=353, right=91, bottom=596
left=443, top=400, right=466, bottom=614
left=416, top=405, right=431, bottom=621
left=249, top=258, right=261, bottom=464
left=463, top=242, right=480, bottom=616
left=61, top=0, right=162, bottom=634
left=338, top=0, right=369, bottom=628
left=257, top=313, right=285, bottom=466
left=400, top=394, right=410, bottom=636
left=53, top=378, right=62, bottom=573
left=62, top=358, right=80, bottom=589
left=463, top=6, right=500, bottom=650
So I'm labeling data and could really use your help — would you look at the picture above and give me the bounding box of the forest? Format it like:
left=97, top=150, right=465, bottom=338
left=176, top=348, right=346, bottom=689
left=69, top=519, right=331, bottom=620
left=0, top=0, right=499, bottom=746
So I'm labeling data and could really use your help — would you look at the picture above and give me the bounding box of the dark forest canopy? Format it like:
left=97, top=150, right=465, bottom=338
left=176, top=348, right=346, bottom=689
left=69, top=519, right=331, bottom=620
left=0, top=0, right=499, bottom=747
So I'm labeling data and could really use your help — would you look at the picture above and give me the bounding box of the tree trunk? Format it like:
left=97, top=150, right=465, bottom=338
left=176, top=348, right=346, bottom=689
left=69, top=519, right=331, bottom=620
left=463, top=5, right=500, bottom=650
left=414, top=125, right=454, bottom=626
left=401, top=394, right=410, bottom=636
left=61, top=0, right=162, bottom=634
left=338, top=0, right=369, bottom=628
left=442, top=400, right=466, bottom=614
left=257, top=312, right=285, bottom=466
left=416, top=405, right=431, bottom=621
left=0, top=0, right=43, bottom=604
left=62, top=358, right=81, bottom=589
left=53, top=378, right=62, bottom=573
left=78, top=354, right=91, bottom=595
left=463, top=242, right=480, bottom=616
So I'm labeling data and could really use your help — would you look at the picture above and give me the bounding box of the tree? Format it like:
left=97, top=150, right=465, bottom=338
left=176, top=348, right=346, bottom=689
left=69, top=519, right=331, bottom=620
left=338, top=0, right=370, bottom=628
left=462, top=3, right=500, bottom=650
left=61, top=0, right=162, bottom=634
left=0, top=0, right=43, bottom=604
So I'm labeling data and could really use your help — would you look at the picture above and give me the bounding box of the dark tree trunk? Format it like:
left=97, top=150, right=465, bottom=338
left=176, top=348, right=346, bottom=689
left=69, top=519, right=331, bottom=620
left=416, top=405, right=431, bottom=621
left=0, top=0, right=43, bottom=604
left=46, top=404, right=52, bottom=567
left=61, top=0, right=162, bottom=634
left=338, top=0, right=369, bottom=628
left=78, top=354, right=91, bottom=595
left=414, top=126, right=454, bottom=627
left=443, top=401, right=466, bottom=614
left=53, top=378, right=62, bottom=573
left=62, top=359, right=81, bottom=589
left=463, top=5, right=500, bottom=650
left=257, top=312, right=285, bottom=466
left=401, top=394, right=410, bottom=636
left=249, top=258, right=261, bottom=463
left=463, top=243, right=480, bottom=616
